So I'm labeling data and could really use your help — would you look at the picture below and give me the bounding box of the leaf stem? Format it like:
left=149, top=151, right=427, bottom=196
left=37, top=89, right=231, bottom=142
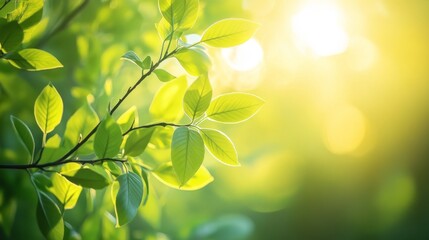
left=122, top=122, right=190, bottom=136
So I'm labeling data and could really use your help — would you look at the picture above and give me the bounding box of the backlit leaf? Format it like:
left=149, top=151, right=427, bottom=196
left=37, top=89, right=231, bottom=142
left=183, top=75, right=212, bottom=120
left=36, top=191, right=64, bottom=240
left=159, top=0, right=198, bottom=30
left=174, top=48, right=210, bottom=76
left=94, top=116, right=123, bottom=158
left=34, top=84, right=63, bottom=134
left=61, top=166, right=110, bottom=189
left=153, top=69, right=176, bottom=82
left=207, top=93, right=264, bottom=123
left=152, top=162, right=213, bottom=190
left=121, top=51, right=143, bottom=68
left=124, top=128, right=155, bottom=157
left=49, top=173, right=82, bottom=210
left=171, top=127, right=205, bottom=185
left=40, top=134, right=68, bottom=163
left=149, top=76, right=187, bottom=121
left=200, top=128, right=239, bottom=166
left=113, top=172, right=143, bottom=227
left=201, top=19, right=259, bottom=48
left=10, top=115, right=34, bottom=159
left=7, top=0, right=44, bottom=29
left=5, top=48, right=63, bottom=71
left=117, top=106, right=139, bottom=133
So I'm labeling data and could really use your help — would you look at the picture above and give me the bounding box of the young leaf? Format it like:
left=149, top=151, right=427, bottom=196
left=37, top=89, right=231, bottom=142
left=61, top=166, right=110, bottom=189
left=149, top=76, right=187, bottom=121
left=64, top=102, right=99, bottom=154
left=171, top=127, right=205, bottom=185
left=117, top=106, right=138, bottom=133
left=0, top=21, right=24, bottom=52
left=34, top=84, right=63, bottom=134
left=10, top=115, right=35, bottom=159
left=153, top=69, right=176, bottom=82
left=121, top=51, right=143, bottom=68
left=174, top=48, right=210, bottom=76
left=113, top=172, right=143, bottom=227
left=200, top=128, right=239, bottom=166
left=124, top=128, right=155, bottom=157
left=7, top=0, right=44, bottom=29
left=4, top=48, right=63, bottom=71
left=142, top=56, right=152, bottom=69
left=158, top=0, right=199, bottom=31
left=201, top=19, right=259, bottom=48
left=156, top=17, right=173, bottom=41
left=207, top=93, right=264, bottom=123
left=36, top=191, right=64, bottom=240
left=94, top=116, right=123, bottom=158
left=48, top=173, right=82, bottom=210
left=183, top=75, right=212, bottom=120
left=40, top=134, right=68, bottom=163
left=152, top=162, right=213, bottom=190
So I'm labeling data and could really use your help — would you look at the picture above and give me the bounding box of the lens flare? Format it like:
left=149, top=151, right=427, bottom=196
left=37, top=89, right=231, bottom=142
left=291, top=3, right=349, bottom=57
left=221, top=38, right=264, bottom=71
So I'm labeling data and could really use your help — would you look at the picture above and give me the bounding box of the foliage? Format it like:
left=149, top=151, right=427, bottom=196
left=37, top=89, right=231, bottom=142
left=0, top=0, right=262, bottom=239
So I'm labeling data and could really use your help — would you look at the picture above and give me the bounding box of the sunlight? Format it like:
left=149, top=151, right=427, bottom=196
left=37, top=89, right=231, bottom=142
left=291, top=3, right=349, bottom=57
left=221, top=38, right=264, bottom=71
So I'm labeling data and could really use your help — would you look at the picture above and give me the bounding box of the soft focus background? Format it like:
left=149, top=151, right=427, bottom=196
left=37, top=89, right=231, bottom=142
left=1, top=0, right=429, bottom=239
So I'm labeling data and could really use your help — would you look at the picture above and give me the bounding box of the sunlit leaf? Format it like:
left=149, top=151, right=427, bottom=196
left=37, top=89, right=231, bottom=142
left=171, top=127, right=205, bottom=185
left=7, top=0, right=44, bottom=29
left=201, top=19, right=259, bottom=48
left=49, top=173, right=82, bottom=210
left=124, top=128, right=155, bottom=157
left=40, top=134, right=68, bottom=163
left=142, top=56, right=152, bottom=69
left=156, top=17, right=173, bottom=41
left=152, top=162, right=213, bottom=190
left=35, top=191, right=64, bottom=240
left=153, top=69, right=176, bottom=82
left=34, top=84, right=63, bottom=134
left=183, top=75, right=212, bottom=120
left=94, top=116, right=122, bottom=158
left=200, top=128, right=239, bottom=166
left=64, top=102, right=99, bottom=154
left=5, top=48, right=63, bottom=71
left=207, top=93, right=264, bottom=123
left=113, top=172, right=143, bottom=227
left=149, top=76, right=187, bottom=121
left=10, top=115, right=34, bottom=159
left=149, top=126, right=175, bottom=149
left=159, top=0, right=198, bottom=31
left=0, top=21, right=23, bottom=52
left=174, top=48, right=210, bottom=76
left=61, top=166, right=110, bottom=189
left=121, top=51, right=143, bottom=68
left=117, top=106, right=138, bottom=133
left=103, top=161, right=123, bottom=177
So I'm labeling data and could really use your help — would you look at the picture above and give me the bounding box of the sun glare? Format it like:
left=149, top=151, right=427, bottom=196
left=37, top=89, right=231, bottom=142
left=291, top=3, right=349, bottom=57
left=221, top=38, right=264, bottom=71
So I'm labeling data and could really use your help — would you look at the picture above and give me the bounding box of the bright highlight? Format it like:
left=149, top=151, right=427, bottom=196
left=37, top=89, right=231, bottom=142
left=221, top=38, right=264, bottom=71
left=291, top=3, right=349, bottom=56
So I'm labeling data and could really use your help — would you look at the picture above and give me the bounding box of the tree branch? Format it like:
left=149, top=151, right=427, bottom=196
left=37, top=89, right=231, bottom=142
left=0, top=158, right=127, bottom=170
left=123, top=122, right=190, bottom=136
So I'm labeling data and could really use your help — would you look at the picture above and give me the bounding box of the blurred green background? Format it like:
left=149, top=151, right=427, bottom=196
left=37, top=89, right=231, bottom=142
left=1, top=0, right=429, bottom=239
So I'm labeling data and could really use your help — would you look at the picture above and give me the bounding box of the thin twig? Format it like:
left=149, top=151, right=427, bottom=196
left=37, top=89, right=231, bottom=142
left=0, top=158, right=127, bottom=170
left=123, top=122, right=190, bottom=136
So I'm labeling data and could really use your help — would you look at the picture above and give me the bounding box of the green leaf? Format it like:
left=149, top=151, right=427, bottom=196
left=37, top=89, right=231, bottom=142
left=142, top=56, right=152, bottom=69
left=10, top=115, right=34, bottom=159
left=7, top=0, right=44, bottom=29
left=117, top=106, right=138, bottom=133
left=158, top=0, right=199, bottom=31
left=103, top=161, right=123, bottom=177
left=124, top=128, right=155, bottom=157
left=149, top=76, right=187, bottom=121
left=4, top=48, right=63, bottom=71
left=207, top=93, right=264, bottom=123
left=184, top=75, right=212, bottom=120
left=0, top=21, right=24, bottom=52
left=153, top=69, right=176, bottom=82
left=201, top=18, right=259, bottom=48
left=61, top=166, right=110, bottom=189
left=200, top=128, right=239, bottom=166
left=64, top=102, right=99, bottom=154
left=40, top=134, right=68, bottom=163
left=171, top=127, right=205, bottom=185
left=174, top=48, right=210, bottom=76
left=121, top=51, right=143, bottom=68
left=113, top=172, right=143, bottom=227
left=149, top=126, right=174, bottom=149
left=94, top=116, right=123, bottom=158
left=152, top=162, right=213, bottom=190
left=156, top=17, right=173, bottom=41
left=49, top=173, right=82, bottom=210
left=64, top=222, right=81, bottom=240
left=34, top=84, right=63, bottom=134
left=36, top=191, right=64, bottom=240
